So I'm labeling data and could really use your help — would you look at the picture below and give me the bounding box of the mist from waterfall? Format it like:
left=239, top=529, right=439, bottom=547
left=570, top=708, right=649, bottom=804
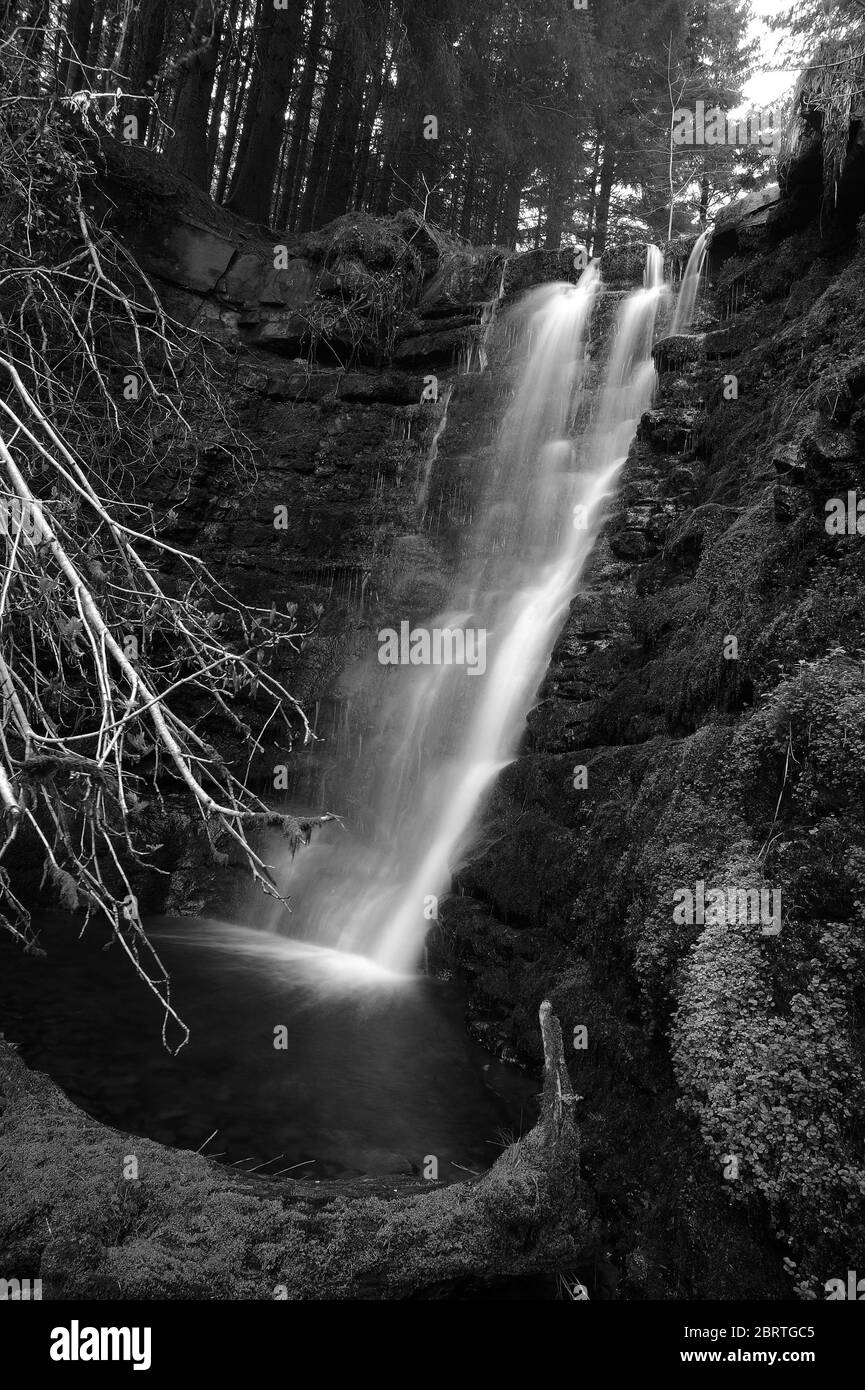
left=269, top=249, right=665, bottom=975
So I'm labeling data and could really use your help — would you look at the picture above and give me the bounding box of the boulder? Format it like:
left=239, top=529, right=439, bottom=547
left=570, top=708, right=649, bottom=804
left=220, top=251, right=314, bottom=307
left=598, top=241, right=655, bottom=288
left=138, top=218, right=236, bottom=295
left=713, top=184, right=781, bottom=240
left=501, top=247, right=583, bottom=299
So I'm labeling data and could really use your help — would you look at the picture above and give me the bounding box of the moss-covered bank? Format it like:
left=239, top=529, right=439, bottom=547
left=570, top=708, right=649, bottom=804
left=0, top=1019, right=583, bottom=1299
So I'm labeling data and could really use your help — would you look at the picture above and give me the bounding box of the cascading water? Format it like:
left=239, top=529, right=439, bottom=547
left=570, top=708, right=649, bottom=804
left=671, top=229, right=709, bottom=334
left=271, top=248, right=666, bottom=976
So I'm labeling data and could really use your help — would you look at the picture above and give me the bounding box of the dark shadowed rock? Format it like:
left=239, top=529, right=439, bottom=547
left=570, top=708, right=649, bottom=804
left=501, top=247, right=583, bottom=299
left=713, top=184, right=781, bottom=240
left=598, top=241, right=654, bottom=288
left=393, top=327, right=468, bottom=363
left=639, top=408, right=699, bottom=451
left=653, top=334, right=705, bottom=371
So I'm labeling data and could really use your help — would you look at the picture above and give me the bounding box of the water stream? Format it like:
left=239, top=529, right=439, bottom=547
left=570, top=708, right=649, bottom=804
left=273, top=248, right=666, bottom=975
left=671, top=229, right=710, bottom=334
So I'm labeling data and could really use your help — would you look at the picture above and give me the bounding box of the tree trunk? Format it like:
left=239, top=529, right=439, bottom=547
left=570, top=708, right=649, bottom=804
left=221, top=0, right=264, bottom=199
left=391, top=113, right=439, bottom=216
left=498, top=176, right=522, bottom=248
left=295, top=27, right=349, bottom=232
left=483, top=180, right=502, bottom=244
left=370, top=96, right=401, bottom=215
left=309, top=17, right=365, bottom=226
left=58, top=0, right=95, bottom=91
left=275, top=0, right=326, bottom=228
left=85, top=0, right=107, bottom=72
left=387, top=8, right=441, bottom=217
left=127, top=0, right=168, bottom=142
left=458, top=156, right=476, bottom=241
left=585, top=131, right=601, bottom=250
left=164, top=0, right=222, bottom=189
left=20, top=0, right=47, bottom=63
left=544, top=170, right=567, bottom=250
left=206, top=0, right=241, bottom=175
left=215, top=0, right=256, bottom=204
left=698, top=168, right=710, bottom=227
left=225, top=1, right=303, bottom=224
left=351, top=56, right=386, bottom=211
left=592, top=142, right=616, bottom=256
left=109, top=0, right=135, bottom=82
left=539, top=1000, right=578, bottom=1153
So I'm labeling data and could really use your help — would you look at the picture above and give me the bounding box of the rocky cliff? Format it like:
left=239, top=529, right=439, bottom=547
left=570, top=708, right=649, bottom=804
left=436, top=167, right=865, bottom=1296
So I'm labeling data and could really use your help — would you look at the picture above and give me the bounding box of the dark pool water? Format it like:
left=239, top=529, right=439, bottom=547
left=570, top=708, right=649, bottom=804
left=0, top=915, right=536, bottom=1179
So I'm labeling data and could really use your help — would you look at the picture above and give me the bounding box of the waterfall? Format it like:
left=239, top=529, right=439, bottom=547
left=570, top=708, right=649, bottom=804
left=671, top=230, right=709, bottom=334
left=271, top=249, right=665, bottom=976
left=645, top=244, right=665, bottom=290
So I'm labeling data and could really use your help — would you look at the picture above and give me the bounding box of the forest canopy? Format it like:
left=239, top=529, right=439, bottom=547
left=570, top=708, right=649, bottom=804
left=3, top=0, right=779, bottom=249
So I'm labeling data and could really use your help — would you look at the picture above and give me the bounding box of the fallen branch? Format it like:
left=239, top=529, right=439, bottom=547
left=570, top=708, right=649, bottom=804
left=0, top=65, right=326, bottom=1049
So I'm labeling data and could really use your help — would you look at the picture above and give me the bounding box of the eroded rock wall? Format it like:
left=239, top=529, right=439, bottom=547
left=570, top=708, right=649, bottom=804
left=434, top=189, right=865, bottom=1295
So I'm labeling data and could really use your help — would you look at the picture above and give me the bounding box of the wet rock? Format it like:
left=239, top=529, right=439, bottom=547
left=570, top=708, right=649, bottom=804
left=713, top=184, right=781, bottom=240
left=441, top=896, right=543, bottom=963
left=778, top=124, right=823, bottom=205
left=501, top=247, right=582, bottom=299
left=653, top=334, right=704, bottom=371
left=609, top=527, right=656, bottom=561
left=598, top=241, right=654, bottom=288
left=771, top=442, right=807, bottom=483
left=242, top=363, right=426, bottom=405
left=701, top=324, right=747, bottom=359
left=620, top=476, right=663, bottom=507
left=800, top=416, right=861, bottom=484
left=220, top=250, right=314, bottom=307
left=783, top=268, right=831, bottom=320
left=238, top=307, right=309, bottom=350
left=138, top=220, right=236, bottom=295
left=663, top=233, right=703, bottom=284
left=639, top=408, right=698, bottom=452
left=774, top=483, right=809, bottom=523
left=814, top=353, right=865, bottom=424
left=393, top=326, right=469, bottom=363
left=420, top=250, right=507, bottom=312
left=668, top=464, right=697, bottom=496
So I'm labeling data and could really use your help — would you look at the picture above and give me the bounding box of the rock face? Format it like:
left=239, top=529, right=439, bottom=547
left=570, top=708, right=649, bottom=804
left=428, top=190, right=865, bottom=1296
left=97, top=139, right=507, bottom=364
left=777, top=38, right=865, bottom=228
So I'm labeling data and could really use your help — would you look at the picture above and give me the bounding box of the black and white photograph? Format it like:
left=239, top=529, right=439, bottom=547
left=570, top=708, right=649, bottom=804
left=0, top=0, right=863, bottom=1352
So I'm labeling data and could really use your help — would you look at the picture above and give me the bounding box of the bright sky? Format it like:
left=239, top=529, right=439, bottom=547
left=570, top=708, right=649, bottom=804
left=741, top=0, right=800, bottom=108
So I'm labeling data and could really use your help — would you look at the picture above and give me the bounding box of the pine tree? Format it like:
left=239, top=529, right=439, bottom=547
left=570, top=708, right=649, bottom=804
left=225, top=1, right=303, bottom=222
